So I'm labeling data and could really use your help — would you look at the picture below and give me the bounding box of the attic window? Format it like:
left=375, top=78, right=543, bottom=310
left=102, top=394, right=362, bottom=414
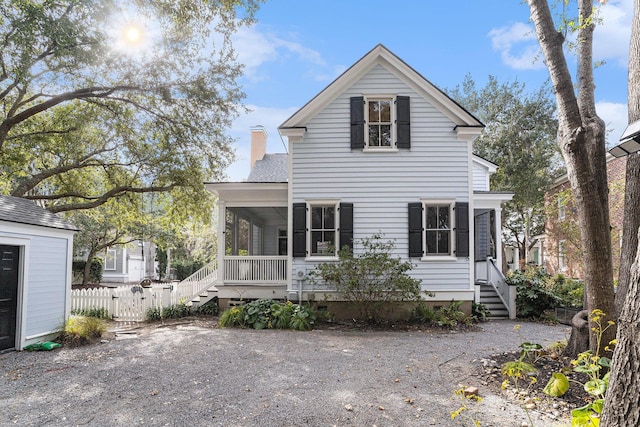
left=366, top=98, right=392, bottom=148
left=350, top=95, right=410, bottom=150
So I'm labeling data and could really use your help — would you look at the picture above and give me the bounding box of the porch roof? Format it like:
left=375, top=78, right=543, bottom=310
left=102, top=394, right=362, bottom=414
left=473, top=191, right=514, bottom=209
left=204, top=182, right=287, bottom=205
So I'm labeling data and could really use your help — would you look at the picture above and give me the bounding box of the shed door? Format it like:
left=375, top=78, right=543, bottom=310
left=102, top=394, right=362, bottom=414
left=0, top=245, right=19, bottom=351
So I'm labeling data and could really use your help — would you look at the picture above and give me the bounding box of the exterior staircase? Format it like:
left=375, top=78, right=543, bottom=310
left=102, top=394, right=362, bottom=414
left=477, top=281, right=510, bottom=318
left=475, top=258, right=516, bottom=319
left=173, top=261, right=219, bottom=307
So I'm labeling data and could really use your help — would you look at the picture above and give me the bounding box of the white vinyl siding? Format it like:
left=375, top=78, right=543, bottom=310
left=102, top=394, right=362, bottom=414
left=25, top=236, right=69, bottom=336
left=291, top=64, right=470, bottom=291
left=473, top=162, right=490, bottom=191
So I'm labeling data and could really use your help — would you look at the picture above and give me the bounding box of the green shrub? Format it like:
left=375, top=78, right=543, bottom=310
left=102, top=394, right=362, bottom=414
left=219, top=305, right=246, bottom=328
left=70, top=308, right=110, bottom=319
left=194, top=300, right=219, bottom=316
left=411, top=302, right=436, bottom=324
left=435, top=300, right=471, bottom=327
left=309, top=234, right=428, bottom=323
left=550, top=275, right=584, bottom=308
left=471, top=302, right=491, bottom=322
left=173, top=260, right=205, bottom=281
left=218, top=299, right=317, bottom=331
left=61, top=315, right=107, bottom=346
left=507, top=267, right=561, bottom=319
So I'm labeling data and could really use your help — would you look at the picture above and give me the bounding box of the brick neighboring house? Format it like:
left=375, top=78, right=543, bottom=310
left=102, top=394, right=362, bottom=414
left=533, top=154, right=626, bottom=280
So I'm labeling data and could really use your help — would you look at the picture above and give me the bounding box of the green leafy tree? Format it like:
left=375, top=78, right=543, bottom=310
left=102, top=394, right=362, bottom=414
left=309, top=235, right=425, bottom=323
left=0, top=0, right=261, bottom=213
left=448, top=75, right=560, bottom=264
left=70, top=195, right=149, bottom=284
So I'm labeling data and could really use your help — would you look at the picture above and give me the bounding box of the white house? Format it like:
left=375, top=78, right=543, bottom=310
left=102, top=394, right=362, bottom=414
left=0, top=195, right=77, bottom=351
left=101, top=240, right=157, bottom=284
left=203, top=45, right=514, bottom=318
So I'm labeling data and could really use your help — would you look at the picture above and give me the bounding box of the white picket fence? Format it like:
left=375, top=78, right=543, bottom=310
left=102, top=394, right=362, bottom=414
left=71, top=285, right=172, bottom=322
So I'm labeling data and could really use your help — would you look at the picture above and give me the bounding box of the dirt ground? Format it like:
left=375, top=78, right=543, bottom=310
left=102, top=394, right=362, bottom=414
left=0, top=318, right=571, bottom=427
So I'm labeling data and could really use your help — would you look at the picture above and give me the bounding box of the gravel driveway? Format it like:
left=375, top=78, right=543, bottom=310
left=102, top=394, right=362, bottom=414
left=0, top=319, right=570, bottom=427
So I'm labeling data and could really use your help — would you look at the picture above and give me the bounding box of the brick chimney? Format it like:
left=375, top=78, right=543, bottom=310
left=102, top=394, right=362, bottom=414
left=250, top=126, right=268, bottom=170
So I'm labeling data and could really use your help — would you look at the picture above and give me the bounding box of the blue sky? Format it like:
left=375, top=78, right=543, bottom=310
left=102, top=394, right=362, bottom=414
left=224, top=0, right=632, bottom=181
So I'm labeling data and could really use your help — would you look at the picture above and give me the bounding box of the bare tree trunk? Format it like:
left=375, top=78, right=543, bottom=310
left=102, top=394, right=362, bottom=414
left=616, top=0, right=640, bottom=314
left=82, top=248, right=97, bottom=285
left=601, top=233, right=640, bottom=426
left=601, top=2, right=640, bottom=424
left=528, top=0, right=616, bottom=354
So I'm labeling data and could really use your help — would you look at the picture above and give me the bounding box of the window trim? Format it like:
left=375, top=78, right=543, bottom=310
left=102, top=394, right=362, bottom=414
left=105, top=248, right=117, bottom=271
left=558, top=196, right=566, bottom=221
left=364, top=95, right=397, bottom=152
left=306, top=199, right=340, bottom=261
left=558, top=239, right=567, bottom=272
left=420, top=199, right=456, bottom=261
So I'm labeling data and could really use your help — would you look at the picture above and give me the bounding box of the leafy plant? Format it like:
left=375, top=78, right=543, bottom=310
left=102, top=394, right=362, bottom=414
left=70, top=307, right=109, bottom=319
left=310, top=234, right=428, bottom=323
left=60, top=315, right=107, bottom=346
left=435, top=300, right=471, bottom=327
left=471, top=302, right=491, bottom=322
left=218, top=300, right=317, bottom=331
left=411, top=302, right=436, bottom=324
left=450, top=386, right=483, bottom=426
left=542, top=310, right=615, bottom=426
left=507, top=267, right=562, bottom=318
left=219, top=305, right=246, bottom=328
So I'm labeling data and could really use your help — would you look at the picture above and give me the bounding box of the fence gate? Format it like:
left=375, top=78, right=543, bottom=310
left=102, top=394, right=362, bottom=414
left=111, top=285, right=146, bottom=322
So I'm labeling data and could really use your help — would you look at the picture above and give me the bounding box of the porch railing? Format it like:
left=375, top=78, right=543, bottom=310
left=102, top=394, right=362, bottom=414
left=483, top=257, right=515, bottom=319
left=223, top=256, right=287, bottom=283
left=173, top=260, right=218, bottom=304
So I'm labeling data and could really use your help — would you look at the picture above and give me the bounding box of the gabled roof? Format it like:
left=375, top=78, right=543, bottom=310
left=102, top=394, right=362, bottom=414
left=279, top=44, right=483, bottom=132
left=0, top=195, right=78, bottom=231
left=247, top=153, right=288, bottom=183
left=472, top=154, right=498, bottom=174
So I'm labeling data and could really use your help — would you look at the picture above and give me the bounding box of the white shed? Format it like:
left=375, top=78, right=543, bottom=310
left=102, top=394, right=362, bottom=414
left=0, top=195, right=77, bottom=351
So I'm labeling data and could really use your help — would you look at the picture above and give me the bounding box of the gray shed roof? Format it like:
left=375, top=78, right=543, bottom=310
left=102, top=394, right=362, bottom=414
left=246, top=153, right=288, bottom=183
left=0, top=195, right=78, bottom=231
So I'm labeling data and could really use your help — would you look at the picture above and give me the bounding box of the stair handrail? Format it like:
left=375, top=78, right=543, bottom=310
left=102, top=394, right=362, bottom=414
left=173, top=260, right=218, bottom=304
left=486, top=257, right=514, bottom=318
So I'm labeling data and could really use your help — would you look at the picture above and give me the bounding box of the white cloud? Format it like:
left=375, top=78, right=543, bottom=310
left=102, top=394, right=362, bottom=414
left=231, top=25, right=327, bottom=81
left=597, top=101, right=628, bottom=147
left=594, top=0, right=632, bottom=67
left=488, top=22, right=545, bottom=70
left=224, top=105, right=298, bottom=181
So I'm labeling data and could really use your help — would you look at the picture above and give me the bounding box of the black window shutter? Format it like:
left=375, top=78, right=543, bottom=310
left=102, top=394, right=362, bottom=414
left=455, top=202, right=469, bottom=258
left=350, top=96, right=365, bottom=149
left=408, top=202, right=423, bottom=257
left=339, top=203, right=354, bottom=252
left=396, top=96, right=410, bottom=149
left=292, top=203, right=307, bottom=257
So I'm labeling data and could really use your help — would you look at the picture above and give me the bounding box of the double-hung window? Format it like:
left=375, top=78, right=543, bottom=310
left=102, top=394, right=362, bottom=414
left=408, top=200, right=469, bottom=259
left=425, top=203, right=453, bottom=256
left=309, top=203, right=338, bottom=257
left=105, top=248, right=117, bottom=270
left=292, top=201, right=354, bottom=259
left=350, top=95, right=410, bottom=150
left=366, top=98, right=393, bottom=149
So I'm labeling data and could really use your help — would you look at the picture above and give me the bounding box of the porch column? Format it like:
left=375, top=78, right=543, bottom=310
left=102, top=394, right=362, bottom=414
left=494, top=207, right=503, bottom=271
left=217, top=200, right=226, bottom=284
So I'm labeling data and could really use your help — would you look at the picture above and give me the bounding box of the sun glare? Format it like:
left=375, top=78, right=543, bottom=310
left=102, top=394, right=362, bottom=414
left=111, top=14, right=157, bottom=57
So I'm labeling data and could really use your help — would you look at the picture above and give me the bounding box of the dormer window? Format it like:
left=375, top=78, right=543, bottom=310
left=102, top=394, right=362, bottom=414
left=367, top=98, right=393, bottom=148
left=350, top=95, right=410, bottom=150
